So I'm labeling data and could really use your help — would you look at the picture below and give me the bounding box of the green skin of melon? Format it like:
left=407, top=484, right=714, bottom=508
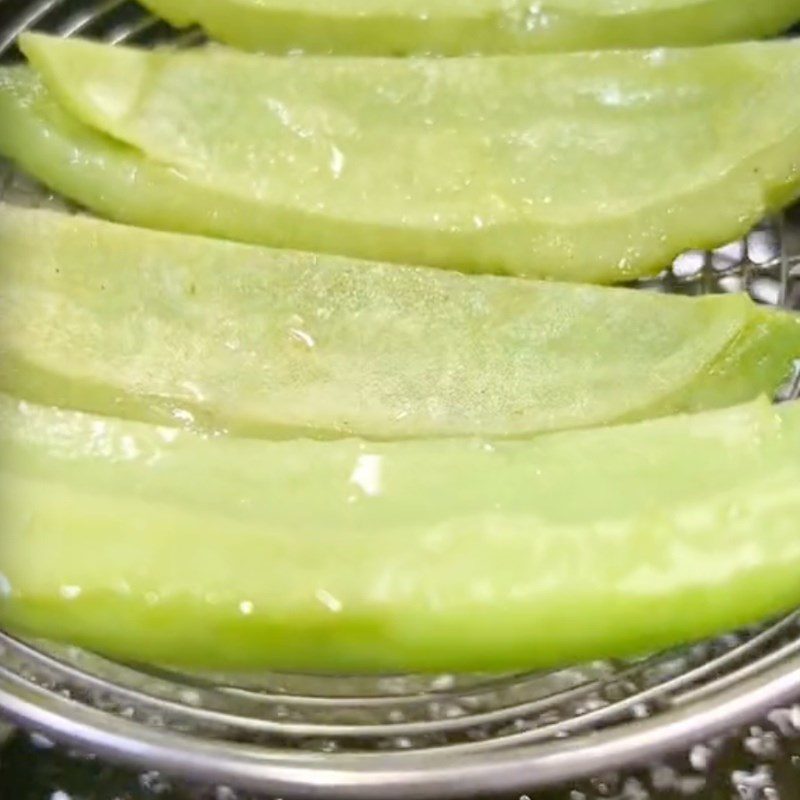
left=2, top=34, right=800, bottom=282
left=2, top=394, right=800, bottom=672
left=138, top=0, right=800, bottom=55
left=2, top=205, right=800, bottom=440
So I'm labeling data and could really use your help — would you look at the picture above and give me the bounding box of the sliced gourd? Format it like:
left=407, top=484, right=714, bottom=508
left=2, top=204, right=800, bottom=439
left=2, top=394, right=800, bottom=672
left=2, top=34, right=800, bottom=282
left=138, top=0, right=800, bottom=56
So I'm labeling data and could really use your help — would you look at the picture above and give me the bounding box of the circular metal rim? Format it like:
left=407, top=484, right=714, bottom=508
left=4, top=647, right=800, bottom=798
left=3, top=617, right=798, bottom=748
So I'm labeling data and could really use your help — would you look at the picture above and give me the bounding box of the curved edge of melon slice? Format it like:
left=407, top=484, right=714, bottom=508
left=137, top=0, right=800, bottom=56
left=0, top=67, right=287, bottom=249
left=615, top=304, right=800, bottom=425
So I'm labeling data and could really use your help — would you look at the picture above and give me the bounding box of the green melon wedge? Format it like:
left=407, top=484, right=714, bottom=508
left=2, top=204, right=800, bottom=439
left=138, top=0, right=800, bottom=56
left=2, top=393, right=800, bottom=672
left=3, top=34, right=800, bottom=282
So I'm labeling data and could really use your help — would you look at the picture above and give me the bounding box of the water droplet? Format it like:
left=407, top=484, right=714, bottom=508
left=689, top=743, right=712, bottom=771
left=349, top=454, right=384, bottom=497
left=139, top=770, right=171, bottom=795
left=393, top=736, right=413, bottom=750
left=171, top=408, right=196, bottom=426
left=289, top=327, right=316, bottom=349
left=520, top=2, right=552, bottom=32
left=239, top=600, right=255, bottom=616
left=621, top=778, right=649, bottom=800
left=316, top=589, right=343, bottom=613
left=329, top=145, right=345, bottom=178
left=30, top=733, right=56, bottom=750
left=430, top=674, right=455, bottom=692
left=157, top=427, right=180, bottom=444
left=651, top=765, right=679, bottom=791
left=59, top=585, right=82, bottom=601
left=744, top=726, right=781, bottom=760
left=732, top=766, right=775, bottom=800
left=179, top=689, right=202, bottom=707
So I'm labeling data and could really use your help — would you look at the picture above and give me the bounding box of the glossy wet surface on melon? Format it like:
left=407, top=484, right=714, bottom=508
left=2, top=205, right=799, bottom=439
left=2, top=395, right=800, bottom=672
left=3, top=35, right=800, bottom=282
left=138, top=0, right=800, bottom=55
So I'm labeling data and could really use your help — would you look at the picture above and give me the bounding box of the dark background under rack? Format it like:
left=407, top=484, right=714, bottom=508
left=5, top=714, right=800, bottom=800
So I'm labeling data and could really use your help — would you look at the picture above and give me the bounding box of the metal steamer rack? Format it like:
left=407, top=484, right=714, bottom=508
left=0, top=2, right=800, bottom=797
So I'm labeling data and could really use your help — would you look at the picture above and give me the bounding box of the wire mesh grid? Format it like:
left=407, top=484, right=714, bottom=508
left=0, top=1, right=800, bottom=797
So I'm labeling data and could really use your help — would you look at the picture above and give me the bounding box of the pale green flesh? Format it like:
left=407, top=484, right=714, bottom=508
left=4, top=35, right=800, bottom=283
left=139, top=0, right=800, bottom=55
left=2, top=394, right=800, bottom=672
left=2, top=205, right=800, bottom=439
